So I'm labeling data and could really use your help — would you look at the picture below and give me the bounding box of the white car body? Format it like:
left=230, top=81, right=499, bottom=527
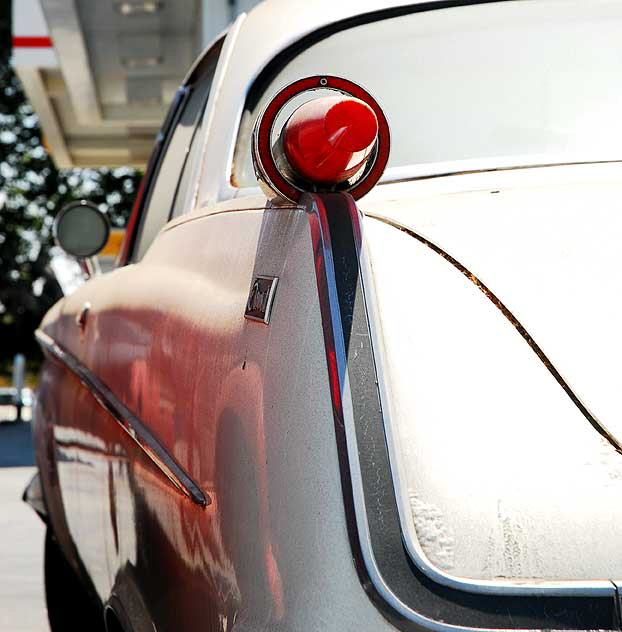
left=29, top=1, right=622, bottom=631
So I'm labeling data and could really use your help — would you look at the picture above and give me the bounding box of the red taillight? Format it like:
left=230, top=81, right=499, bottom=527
left=252, top=76, right=390, bottom=202
left=282, top=96, right=379, bottom=184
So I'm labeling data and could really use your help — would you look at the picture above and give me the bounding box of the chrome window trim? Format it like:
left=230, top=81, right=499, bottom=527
left=132, top=27, right=231, bottom=255
left=223, top=159, right=622, bottom=205
left=169, top=30, right=228, bottom=220
left=126, top=85, right=190, bottom=263
left=214, top=0, right=499, bottom=203
left=357, top=214, right=616, bottom=597
left=215, top=2, right=622, bottom=205
left=192, top=13, right=246, bottom=206
left=379, top=155, right=622, bottom=185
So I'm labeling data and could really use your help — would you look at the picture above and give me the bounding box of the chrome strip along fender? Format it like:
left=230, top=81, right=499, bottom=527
left=35, top=329, right=209, bottom=507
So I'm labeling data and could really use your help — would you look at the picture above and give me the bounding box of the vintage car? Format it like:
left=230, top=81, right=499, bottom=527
left=26, top=0, right=622, bottom=631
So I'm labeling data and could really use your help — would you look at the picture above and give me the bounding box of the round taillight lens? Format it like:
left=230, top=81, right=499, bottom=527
left=282, top=96, right=379, bottom=185
left=251, top=76, right=390, bottom=202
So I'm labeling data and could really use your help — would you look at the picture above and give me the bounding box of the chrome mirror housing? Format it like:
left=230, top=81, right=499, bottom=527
left=54, top=201, right=110, bottom=259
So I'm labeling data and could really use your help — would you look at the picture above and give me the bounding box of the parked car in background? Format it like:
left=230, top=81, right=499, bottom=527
left=0, top=388, right=33, bottom=421
left=0, top=354, right=33, bottom=422
left=26, top=1, right=622, bottom=631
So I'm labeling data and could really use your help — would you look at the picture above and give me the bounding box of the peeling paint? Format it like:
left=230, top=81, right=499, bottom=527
left=409, top=491, right=455, bottom=571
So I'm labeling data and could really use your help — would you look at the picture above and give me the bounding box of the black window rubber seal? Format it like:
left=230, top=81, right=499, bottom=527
left=246, top=0, right=525, bottom=112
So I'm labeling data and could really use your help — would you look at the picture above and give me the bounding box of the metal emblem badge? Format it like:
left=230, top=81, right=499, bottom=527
left=245, top=276, right=278, bottom=324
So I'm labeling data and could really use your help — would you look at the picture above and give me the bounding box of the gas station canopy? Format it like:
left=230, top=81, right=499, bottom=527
left=12, top=0, right=256, bottom=168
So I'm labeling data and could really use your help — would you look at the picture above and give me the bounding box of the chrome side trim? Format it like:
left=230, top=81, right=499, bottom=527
left=359, top=215, right=616, bottom=596
left=303, top=194, right=527, bottom=631
left=379, top=156, right=622, bottom=185
left=35, top=329, right=209, bottom=507
left=304, top=192, right=617, bottom=632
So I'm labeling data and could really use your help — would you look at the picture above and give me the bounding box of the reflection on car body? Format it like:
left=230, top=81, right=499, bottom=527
left=26, top=1, right=622, bottom=631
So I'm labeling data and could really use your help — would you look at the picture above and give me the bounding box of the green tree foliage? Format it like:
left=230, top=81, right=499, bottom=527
left=0, top=2, right=142, bottom=367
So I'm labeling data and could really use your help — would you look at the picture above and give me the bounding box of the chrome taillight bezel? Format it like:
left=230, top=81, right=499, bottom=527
left=251, top=75, right=391, bottom=203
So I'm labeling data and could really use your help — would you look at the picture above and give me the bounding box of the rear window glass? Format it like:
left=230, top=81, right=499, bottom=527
left=233, top=0, right=622, bottom=186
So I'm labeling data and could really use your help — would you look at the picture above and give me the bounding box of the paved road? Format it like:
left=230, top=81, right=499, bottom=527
left=0, top=420, right=49, bottom=631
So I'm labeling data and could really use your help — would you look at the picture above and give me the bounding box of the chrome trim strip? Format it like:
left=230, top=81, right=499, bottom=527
left=35, top=329, right=209, bottom=507
left=163, top=201, right=301, bottom=233
left=379, top=156, right=622, bottom=185
left=304, top=194, right=536, bottom=630
left=197, top=11, right=246, bottom=204
left=341, top=360, right=510, bottom=631
left=358, top=214, right=616, bottom=596
left=305, top=194, right=618, bottom=631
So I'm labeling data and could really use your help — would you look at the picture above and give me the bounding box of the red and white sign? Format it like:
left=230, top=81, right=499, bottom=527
left=12, top=0, right=58, bottom=68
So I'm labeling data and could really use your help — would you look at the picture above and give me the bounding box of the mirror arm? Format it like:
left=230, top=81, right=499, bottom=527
left=78, top=257, right=102, bottom=279
left=88, top=256, right=102, bottom=277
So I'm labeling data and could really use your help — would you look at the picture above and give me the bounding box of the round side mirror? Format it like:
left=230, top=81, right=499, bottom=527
left=54, top=201, right=110, bottom=259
